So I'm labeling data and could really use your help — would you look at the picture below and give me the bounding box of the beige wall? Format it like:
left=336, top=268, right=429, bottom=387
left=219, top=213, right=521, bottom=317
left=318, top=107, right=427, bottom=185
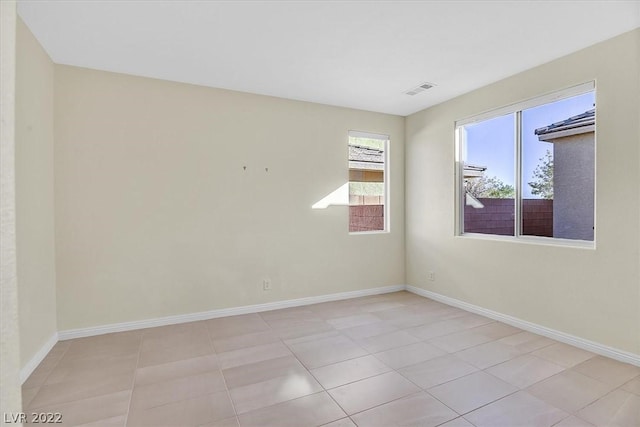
left=406, top=29, right=640, bottom=354
left=54, top=66, right=405, bottom=330
left=1, top=0, right=23, bottom=416
left=15, top=18, right=58, bottom=368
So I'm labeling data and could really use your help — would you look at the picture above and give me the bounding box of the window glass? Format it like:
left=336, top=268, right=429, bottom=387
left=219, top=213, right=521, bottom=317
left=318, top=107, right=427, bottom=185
left=349, top=133, right=387, bottom=232
left=457, top=85, right=595, bottom=244
left=522, top=92, right=595, bottom=240
left=462, top=114, right=515, bottom=236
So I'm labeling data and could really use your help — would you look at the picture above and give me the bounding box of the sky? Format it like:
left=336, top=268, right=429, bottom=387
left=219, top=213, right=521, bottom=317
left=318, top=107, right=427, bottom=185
left=464, top=91, right=595, bottom=198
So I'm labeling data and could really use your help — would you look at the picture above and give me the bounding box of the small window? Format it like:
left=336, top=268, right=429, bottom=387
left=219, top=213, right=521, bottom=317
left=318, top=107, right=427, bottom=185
left=456, top=82, right=595, bottom=244
left=348, top=131, right=388, bottom=233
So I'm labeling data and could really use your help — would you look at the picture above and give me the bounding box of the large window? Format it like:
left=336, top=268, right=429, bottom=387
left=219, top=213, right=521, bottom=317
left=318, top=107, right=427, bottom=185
left=456, top=82, right=595, bottom=244
left=348, top=131, right=388, bottom=233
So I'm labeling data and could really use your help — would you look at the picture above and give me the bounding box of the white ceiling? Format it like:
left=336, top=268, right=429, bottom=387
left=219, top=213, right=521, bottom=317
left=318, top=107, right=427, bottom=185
left=17, top=0, right=640, bottom=116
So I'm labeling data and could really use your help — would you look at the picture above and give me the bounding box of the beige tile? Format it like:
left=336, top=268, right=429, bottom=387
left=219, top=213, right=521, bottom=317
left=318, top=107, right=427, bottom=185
left=341, top=322, right=398, bottom=340
left=355, top=330, right=420, bottom=353
left=472, top=322, right=521, bottom=339
left=141, top=322, right=207, bottom=339
left=327, top=313, right=382, bottom=330
left=390, top=291, right=431, bottom=305
left=282, top=330, right=342, bottom=346
left=378, top=313, right=436, bottom=329
left=438, top=418, right=475, bottom=427
left=429, top=323, right=520, bottom=353
left=553, top=415, right=595, bottom=427
left=406, top=316, right=485, bottom=341
left=23, top=363, right=57, bottom=389
left=572, top=356, right=640, bottom=387
left=373, top=305, right=427, bottom=321
left=527, top=370, right=614, bottom=413
left=328, top=371, right=420, bottom=415
left=28, top=372, right=133, bottom=409
left=75, top=415, right=127, bottom=426
left=351, top=391, right=458, bottom=427
left=45, top=354, right=138, bottom=385
left=407, top=314, right=494, bottom=340
left=352, top=294, right=399, bottom=306
left=237, top=392, right=345, bottom=427
left=131, top=371, right=226, bottom=410
left=138, top=339, right=214, bottom=368
left=199, top=417, right=239, bottom=427
left=428, top=330, right=490, bottom=354
left=454, top=341, right=523, bottom=369
left=532, top=343, right=595, bottom=368
left=62, top=334, right=141, bottom=361
left=497, top=331, right=556, bottom=353
left=465, top=391, right=567, bottom=427
left=229, top=371, right=322, bottom=414
left=288, top=334, right=367, bottom=369
left=271, top=319, right=336, bottom=340
left=320, top=418, right=357, bottom=427
left=374, top=342, right=446, bottom=369
left=207, top=314, right=270, bottom=339
left=217, top=341, right=292, bottom=370
left=260, top=316, right=323, bottom=331
left=22, top=343, right=70, bottom=388
left=65, top=330, right=142, bottom=348
left=222, top=355, right=307, bottom=389
left=486, top=354, right=565, bottom=389
left=259, top=307, right=318, bottom=323
left=127, top=391, right=235, bottom=426
left=135, top=354, right=219, bottom=386
left=141, top=327, right=211, bottom=353
left=358, top=301, right=406, bottom=313
left=427, top=371, right=518, bottom=414
left=622, top=376, right=640, bottom=395
left=577, top=389, right=640, bottom=427
left=22, top=386, right=39, bottom=409
left=310, top=355, right=390, bottom=389
left=27, top=390, right=130, bottom=426
left=398, top=354, right=478, bottom=389
left=212, top=330, right=280, bottom=353
left=453, top=313, right=498, bottom=328
left=309, top=302, right=362, bottom=320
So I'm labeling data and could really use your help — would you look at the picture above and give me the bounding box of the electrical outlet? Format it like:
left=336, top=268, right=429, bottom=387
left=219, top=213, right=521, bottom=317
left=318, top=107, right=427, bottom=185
left=428, top=271, right=435, bottom=281
left=263, top=278, right=272, bottom=291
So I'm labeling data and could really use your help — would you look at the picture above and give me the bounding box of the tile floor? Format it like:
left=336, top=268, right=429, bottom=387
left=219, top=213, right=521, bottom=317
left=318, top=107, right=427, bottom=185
left=21, top=292, right=640, bottom=426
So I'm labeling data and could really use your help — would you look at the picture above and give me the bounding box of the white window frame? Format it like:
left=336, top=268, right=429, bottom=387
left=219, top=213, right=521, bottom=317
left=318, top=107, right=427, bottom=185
left=454, top=81, right=596, bottom=249
left=348, top=130, right=390, bottom=235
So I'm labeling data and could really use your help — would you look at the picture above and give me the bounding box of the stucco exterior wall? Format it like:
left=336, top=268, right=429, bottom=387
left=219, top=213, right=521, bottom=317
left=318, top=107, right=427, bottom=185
left=552, top=133, right=595, bottom=241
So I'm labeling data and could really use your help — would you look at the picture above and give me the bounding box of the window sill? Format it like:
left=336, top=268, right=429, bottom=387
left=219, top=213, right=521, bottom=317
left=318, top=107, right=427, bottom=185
left=349, top=230, right=390, bottom=236
left=457, top=232, right=595, bottom=250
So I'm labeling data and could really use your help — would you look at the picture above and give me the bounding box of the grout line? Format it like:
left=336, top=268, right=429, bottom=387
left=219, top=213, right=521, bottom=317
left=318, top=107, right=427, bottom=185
left=22, top=342, right=71, bottom=411
left=205, top=321, right=240, bottom=423
left=122, top=331, right=143, bottom=427
left=22, top=291, right=632, bottom=426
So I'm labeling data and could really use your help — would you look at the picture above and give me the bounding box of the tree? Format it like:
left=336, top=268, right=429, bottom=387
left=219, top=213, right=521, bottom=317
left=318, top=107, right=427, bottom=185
left=528, top=149, right=554, bottom=199
left=465, top=175, right=515, bottom=199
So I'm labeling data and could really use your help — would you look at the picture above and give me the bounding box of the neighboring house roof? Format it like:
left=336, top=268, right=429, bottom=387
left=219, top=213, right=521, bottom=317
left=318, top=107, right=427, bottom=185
left=535, top=108, right=595, bottom=141
left=349, top=144, right=384, bottom=171
left=349, top=144, right=383, bottom=163
left=463, top=164, right=487, bottom=178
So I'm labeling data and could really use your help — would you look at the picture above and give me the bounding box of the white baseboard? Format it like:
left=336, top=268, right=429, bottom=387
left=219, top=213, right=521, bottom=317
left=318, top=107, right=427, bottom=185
left=406, top=285, right=640, bottom=367
left=58, top=285, right=406, bottom=340
left=20, top=332, right=58, bottom=384
left=25, top=283, right=638, bottom=384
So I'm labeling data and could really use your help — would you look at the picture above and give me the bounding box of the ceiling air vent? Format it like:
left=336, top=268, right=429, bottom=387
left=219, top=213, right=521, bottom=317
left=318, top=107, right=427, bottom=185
left=405, top=82, right=435, bottom=96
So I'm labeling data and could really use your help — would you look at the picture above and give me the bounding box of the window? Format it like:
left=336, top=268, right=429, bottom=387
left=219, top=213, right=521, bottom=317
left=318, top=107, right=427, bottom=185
left=456, top=82, right=595, bottom=244
left=348, top=131, right=388, bottom=233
